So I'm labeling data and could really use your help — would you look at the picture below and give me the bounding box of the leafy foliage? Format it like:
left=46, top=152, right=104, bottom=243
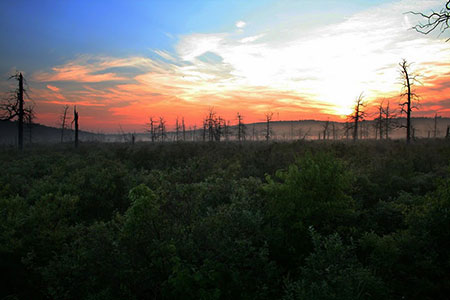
left=0, top=140, right=449, bottom=299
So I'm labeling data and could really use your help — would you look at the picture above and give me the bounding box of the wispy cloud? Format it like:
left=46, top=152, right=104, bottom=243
left=30, top=0, right=450, bottom=131
left=46, top=84, right=60, bottom=92
left=236, top=20, right=246, bottom=29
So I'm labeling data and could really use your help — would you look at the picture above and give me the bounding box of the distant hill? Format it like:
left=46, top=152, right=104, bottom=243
left=1, top=117, right=449, bottom=145
left=0, top=120, right=106, bottom=145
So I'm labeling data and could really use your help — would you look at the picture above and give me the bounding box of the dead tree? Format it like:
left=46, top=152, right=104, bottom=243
left=265, top=112, right=273, bottom=141
left=60, top=105, right=69, bottom=143
left=159, top=117, right=166, bottom=142
left=383, top=100, right=396, bottom=139
left=399, top=59, right=420, bottom=144
left=175, top=117, right=180, bottom=141
left=410, top=1, right=450, bottom=40
left=72, top=106, right=79, bottom=148
left=322, top=119, right=330, bottom=140
left=182, top=117, right=186, bottom=141
left=148, top=117, right=158, bottom=142
left=202, top=120, right=207, bottom=142
left=374, top=101, right=384, bottom=140
left=237, top=112, right=245, bottom=142
left=332, top=122, right=337, bottom=140
left=347, top=94, right=366, bottom=141
left=203, top=109, right=224, bottom=141
left=0, top=73, right=35, bottom=150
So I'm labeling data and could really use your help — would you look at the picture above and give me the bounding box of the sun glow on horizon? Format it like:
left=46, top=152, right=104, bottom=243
left=4, top=0, right=450, bottom=132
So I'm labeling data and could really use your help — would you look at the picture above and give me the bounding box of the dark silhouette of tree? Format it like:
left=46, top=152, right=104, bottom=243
left=374, top=101, right=384, bottom=140
left=322, top=119, right=330, bottom=140
left=59, top=105, right=69, bottom=143
left=383, top=100, right=396, bottom=139
left=175, top=117, right=181, bottom=141
left=410, top=1, right=450, bottom=40
left=399, top=59, right=420, bottom=144
left=265, top=112, right=273, bottom=141
left=236, top=112, right=245, bottom=142
left=0, top=72, right=34, bottom=150
left=147, top=117, right=157, bottom=142
left=203, top=108, right=224, bottom=141
left=158, top=117, right=166, bottom=142
left=72, top=106, right=79, bottom=148
left=347, top=94, right=366, bottom=141
left=182, top=117, right=186, bottom=141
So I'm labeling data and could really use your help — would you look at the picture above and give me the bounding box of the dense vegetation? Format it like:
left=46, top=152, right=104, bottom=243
left=1, top=140, right=450, bottom=299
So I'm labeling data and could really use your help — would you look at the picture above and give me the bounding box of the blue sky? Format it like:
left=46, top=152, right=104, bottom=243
left=0, top=0, right=449, bottom=131
left=0, top=0, right=392, bottom=72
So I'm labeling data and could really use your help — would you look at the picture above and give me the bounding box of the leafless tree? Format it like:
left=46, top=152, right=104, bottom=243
left=0, top=72, right=34, bottom=150
left=147, top=117, right=158, bottom=142
left=23, top=106, right=36, bottom=144
left=236, top=112, right=245, bottom=142
left=322, top=119, right=330, bottom=140
left=383, top=100, right=396, bottom=140
left=373, top=101, right=385, bottom=140
left=201, top=108, right=227, bottom=142
left=265, top=112, right=273, bottom=141
left=409, top=1, right=450, bottom=40
left=158, top=117, right=166, bottom=142
left=399, top=59, right=420, bottom=144
left=346, top=94, right=367, bottom=141
left=182, top=117, right=186, bottom=141
left=59, top=105, right=69, bottom=143
left=72, top=106, right=79, bottom=148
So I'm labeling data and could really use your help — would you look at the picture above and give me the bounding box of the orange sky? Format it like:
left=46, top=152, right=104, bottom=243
left=2, top=0, right=450, bottom=133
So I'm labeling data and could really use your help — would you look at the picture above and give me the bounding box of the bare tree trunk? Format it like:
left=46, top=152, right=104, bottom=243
left=400, top=59, right=415, bottom=144
left=61, top=105, right=69, bottom=143
left=182, top=117, right=186, bottom=141
left=73, top=106, right=79, bottom=148
left=18, top=73, right=24, bottom=150
left=265, top=112, right=273, bottom=141
left=353, top=105, right=359, bottom=141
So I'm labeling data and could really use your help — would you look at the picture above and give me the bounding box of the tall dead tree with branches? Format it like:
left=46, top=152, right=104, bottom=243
left=347, top=94, right=366, bottom=141
left=399, top=59, right=420, bottom=144
left=0, top=72, right=34, bottom=150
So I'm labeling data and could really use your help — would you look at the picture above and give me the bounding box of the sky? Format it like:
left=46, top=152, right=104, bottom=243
left=1, top=0, right=449, bottom=132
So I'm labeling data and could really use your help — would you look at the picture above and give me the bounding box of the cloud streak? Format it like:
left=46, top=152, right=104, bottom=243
left=30, top=0, right=450, bottom=131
